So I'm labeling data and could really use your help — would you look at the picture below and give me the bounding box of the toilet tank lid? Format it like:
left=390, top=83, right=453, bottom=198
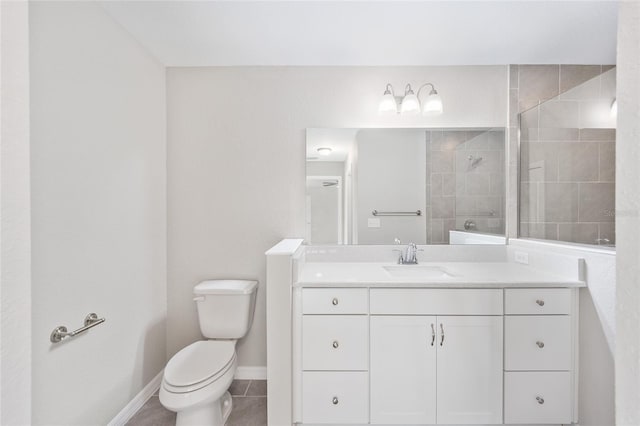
left=194, top=280, right=258, bottom=295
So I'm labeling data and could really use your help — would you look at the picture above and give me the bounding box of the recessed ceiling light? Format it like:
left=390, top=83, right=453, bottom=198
left=317, top=147, right=332, bottom=156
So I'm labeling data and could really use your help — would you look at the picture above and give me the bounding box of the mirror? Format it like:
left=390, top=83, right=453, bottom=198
left=306, top=128, right=507, bottom=245
left=519, top=68, right=616, bottom=247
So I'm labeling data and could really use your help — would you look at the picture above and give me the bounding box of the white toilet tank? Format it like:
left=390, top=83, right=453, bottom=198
left=193, top=280, right=258, bottom=339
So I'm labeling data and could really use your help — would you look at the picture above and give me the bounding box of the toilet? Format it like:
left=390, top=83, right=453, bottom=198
left=159, top=280, right=258, bottom=426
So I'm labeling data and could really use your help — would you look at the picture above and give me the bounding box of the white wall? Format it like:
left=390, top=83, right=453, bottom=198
left=167, top=66, right=508, bottom=366
left=615, top=3, right=640, bottom=424
left=30, top=2, right=166, bottom=424
left=356, top=129, right=427, bottom=244
left=0, top=1, right=32, bottom=424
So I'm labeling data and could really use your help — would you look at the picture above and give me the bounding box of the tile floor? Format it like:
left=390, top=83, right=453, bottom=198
left=125, top=380, right=267, bottom=426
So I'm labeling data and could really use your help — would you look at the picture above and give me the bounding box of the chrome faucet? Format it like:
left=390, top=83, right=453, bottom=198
left=394, top=242, right=420, bottom=264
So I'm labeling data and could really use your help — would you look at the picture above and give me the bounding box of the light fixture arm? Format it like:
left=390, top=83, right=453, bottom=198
left=416, top=83, right=437, bottom=99
left=383, top=83, right=396, bottom=96
left=404, top=83, right=415, bottom=95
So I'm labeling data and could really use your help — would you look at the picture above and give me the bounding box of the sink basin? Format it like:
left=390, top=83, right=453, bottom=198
left=383, top=265, right=455, bottom=279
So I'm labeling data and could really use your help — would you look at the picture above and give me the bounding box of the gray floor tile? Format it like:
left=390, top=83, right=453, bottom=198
left=229, top=379, right=251, bottom=396
left=227, top=397, right=267, bottom=426
left=127, top=391, right=267, bottom=426
left=125, top=396, right=176, bottom=426
left=245, top=380, right=267, bottom=397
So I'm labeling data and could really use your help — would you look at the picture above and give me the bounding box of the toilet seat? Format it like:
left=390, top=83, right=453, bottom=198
left=163, top=341, right=236, bottom=394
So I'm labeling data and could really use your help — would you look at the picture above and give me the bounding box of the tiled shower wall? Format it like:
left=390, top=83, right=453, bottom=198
left=428, top=129, right=505, bottom=244
left=509, top=65, right=616, bottom=246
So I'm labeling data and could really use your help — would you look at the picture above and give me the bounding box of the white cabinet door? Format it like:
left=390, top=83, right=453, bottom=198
left=370, top=316, right=436, bottom=424
left=436, top=316, right=503, bottom=424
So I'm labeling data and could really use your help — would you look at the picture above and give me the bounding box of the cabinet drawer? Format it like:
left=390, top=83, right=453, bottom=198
left=302, top=371, right=368, bottom=424
left=302, top=288, right=368, bottom=314
left=504, top=372, right=572, bottom=424
left=505, top=316, right=571, bottom=371
left=370, top=289, right=503, bottom=315
left=303, top=315, right=368, bottom=371
left=505, top=288, right=572, bottom=315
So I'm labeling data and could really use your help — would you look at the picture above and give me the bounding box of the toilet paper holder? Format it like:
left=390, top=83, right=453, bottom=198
left=50, top=313, right=106, bottom=343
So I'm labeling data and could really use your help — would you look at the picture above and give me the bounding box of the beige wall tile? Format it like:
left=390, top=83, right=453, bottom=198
left=477, top=196, right=503, bottom=217
left=442, top=130, right=467, bottom=151
left=520, top=182, right=538, bottom=222
left=455, top=196, right=476, bottom=216
left=488, top=130, right=506, bottom=150
left=539, top=100, right=580, bottom=128
left=598, top=222, right=615, bottom=245
left=599, top=142, right=615, bottom=182
left=430, top=130, right=444, bottom=151
left=558, top=223, right=599, bottom=245
left=489, top=173, right=505, bottom=196
left=540, top=182, right=579, bottom=222
left=442, top=173, right=456, bottom=196
left=431, top=150, right=454, bottom=173
left=538, top=128, right=580, bottom=141
left=466, top=173, right=490, bottom=195
left=520, top=222, right=559, bottom=240
left=430, top=219, right=444, bottom=243
left=523, top=142, right=560, bottom=182
left=431, top=196, right=455, bottom=219
left=431, top=173, right=443, bottom=196
left=580, top=128, right=616, bottom=141
left=557, top=142, right=600, bottom=182
left=464, top=131, right=489, bottom=150
left=579, top=183, right=615, bottom=222
left=518, top=65, right=560, bottom=111
left=509, top=65, right=519, bottom=89
left=560, top=65, right=602, bottom=93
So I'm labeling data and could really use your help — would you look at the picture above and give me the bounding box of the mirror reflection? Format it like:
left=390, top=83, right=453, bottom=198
left=306, top=128, right=506, bottom=245
left=519, top=67, right=616, bottom=246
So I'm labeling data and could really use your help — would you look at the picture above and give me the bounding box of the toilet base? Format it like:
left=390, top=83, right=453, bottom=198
left=175, top=391, right=233, bottom=426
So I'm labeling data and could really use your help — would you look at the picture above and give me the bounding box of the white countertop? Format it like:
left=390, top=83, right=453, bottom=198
left=295, top=261, right=586, bottom=287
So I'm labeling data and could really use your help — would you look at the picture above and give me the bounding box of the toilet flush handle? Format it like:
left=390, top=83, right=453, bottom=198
left=193, top=296, right=205, bottom=302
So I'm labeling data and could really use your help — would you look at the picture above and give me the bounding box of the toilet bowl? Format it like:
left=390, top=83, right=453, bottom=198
left=159, top=280, right=258, bottom=426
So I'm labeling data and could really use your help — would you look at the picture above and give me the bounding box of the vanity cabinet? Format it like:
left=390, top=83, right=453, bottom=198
left=370, top=316, right=437, bottom=424
left=295, top=287, right=577, bottom=426
left=301, top=288, right=369, bottom=424
left=504, top=289, right=575, bottom=424
left=370, top=289, right=503, bottom=425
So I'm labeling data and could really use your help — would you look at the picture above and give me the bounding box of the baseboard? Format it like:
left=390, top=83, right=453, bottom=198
left=234, top=366, right=267, bottom=380
left=108, top=370, right=163, bottom=426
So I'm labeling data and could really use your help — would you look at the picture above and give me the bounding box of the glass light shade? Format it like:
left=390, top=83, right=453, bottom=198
left=422, top=92, right=443, bottom=116
left=379, top=92, right=398, bottom=115
left=317, top=147, right=332, bottom=156
left=400, top=93, right=420, bottom=115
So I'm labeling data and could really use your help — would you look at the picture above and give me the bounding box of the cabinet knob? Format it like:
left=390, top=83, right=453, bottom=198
left=332, top=298, right=339, bottom=306
left=536, top=396, right=545, bottom=405
left=536, top=299, right=545, bottom=306
left=332, top=341, right=339, bottom=349
left=536, top=341, right=545, bottom=348
left=332, top=396, right=339, bottom=405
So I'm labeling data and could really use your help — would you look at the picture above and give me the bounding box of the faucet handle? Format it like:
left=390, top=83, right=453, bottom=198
left=392, top=249, right=404, bottom=264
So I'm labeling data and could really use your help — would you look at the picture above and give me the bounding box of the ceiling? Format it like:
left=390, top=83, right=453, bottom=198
left=101, top=1, right=618, bottom=67
left=306, top=128, right=358, bottom=162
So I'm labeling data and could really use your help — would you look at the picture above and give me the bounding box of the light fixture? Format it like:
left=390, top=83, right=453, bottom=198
left=379, top=82, right=443, bottom=116
left=611, top=98, right=618, bottom=118
left=317, top=147, right=332, bottom=156
left=400, top=84, right=420, bottom=115
left=378, top=84, right=398, bottom=115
